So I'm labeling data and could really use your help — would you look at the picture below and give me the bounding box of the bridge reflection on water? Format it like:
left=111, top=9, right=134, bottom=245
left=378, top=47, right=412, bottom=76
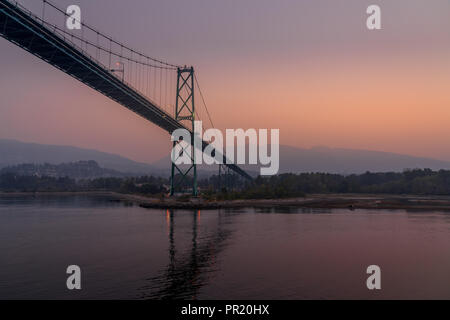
left=140, top=209, right=235, bottom=299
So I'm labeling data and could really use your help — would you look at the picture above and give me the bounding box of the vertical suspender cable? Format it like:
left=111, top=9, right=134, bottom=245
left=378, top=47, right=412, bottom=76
left=96, top=32, right=99, bottom=61
left=165, top=68, right=168, bottom=108
left=130, top=51, right=133, bottom=85
left=147, top=58, right=150, bottom=98
left=137, top=55, right=140, bottom=92
left=159, top=67, right=162, bottom=106
left=153, top=65, right=157, bottom=100
left=108, top=39, right=112, bottom=70
left=42, top=0, right=45, bottom=25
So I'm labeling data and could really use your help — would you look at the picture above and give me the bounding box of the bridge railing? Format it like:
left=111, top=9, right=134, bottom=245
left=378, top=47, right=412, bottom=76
left=0, top=0, right=253, bottom=181
left=4, top=0, right=179, bottom=117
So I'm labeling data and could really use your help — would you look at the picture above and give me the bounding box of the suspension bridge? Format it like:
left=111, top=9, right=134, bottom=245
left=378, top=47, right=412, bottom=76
left=0, top=0, right=252, bottom=195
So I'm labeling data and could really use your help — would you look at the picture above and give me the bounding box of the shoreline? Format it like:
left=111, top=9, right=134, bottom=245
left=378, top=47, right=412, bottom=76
left=3, top=191, right=450, bottom=211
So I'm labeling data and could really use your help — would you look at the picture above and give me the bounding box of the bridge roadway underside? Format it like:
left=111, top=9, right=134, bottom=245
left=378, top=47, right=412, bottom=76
left=0, top=0, right=251, bottom=180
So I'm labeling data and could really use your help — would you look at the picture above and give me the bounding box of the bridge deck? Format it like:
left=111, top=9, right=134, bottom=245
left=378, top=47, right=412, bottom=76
left=0, top=0, right=251, bottom=180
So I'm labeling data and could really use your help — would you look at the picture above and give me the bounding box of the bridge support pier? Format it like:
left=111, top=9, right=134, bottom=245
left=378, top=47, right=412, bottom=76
left=218, top=164, right=233, bottom=191
left=170, top=67, right=198, bottom=196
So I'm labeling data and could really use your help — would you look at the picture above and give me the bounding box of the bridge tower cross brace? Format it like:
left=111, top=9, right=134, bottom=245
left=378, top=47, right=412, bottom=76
left=170, top=66, right=198, bottom=196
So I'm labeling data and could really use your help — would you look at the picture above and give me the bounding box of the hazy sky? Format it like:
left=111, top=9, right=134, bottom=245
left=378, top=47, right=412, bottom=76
left=1, top=0, right=450, bottom=163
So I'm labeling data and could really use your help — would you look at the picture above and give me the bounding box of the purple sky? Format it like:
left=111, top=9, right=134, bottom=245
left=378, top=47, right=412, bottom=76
left=1, top=0, right=450, bottom=164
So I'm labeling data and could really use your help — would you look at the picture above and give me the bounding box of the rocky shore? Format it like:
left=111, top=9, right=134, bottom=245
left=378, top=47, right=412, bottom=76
left=3, top=192, right=450, bottom=211
left=134, top=194, right=450, bottom=211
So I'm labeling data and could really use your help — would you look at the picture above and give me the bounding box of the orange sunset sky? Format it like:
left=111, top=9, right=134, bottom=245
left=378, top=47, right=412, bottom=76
left=1, top=0, right=450, bottom=164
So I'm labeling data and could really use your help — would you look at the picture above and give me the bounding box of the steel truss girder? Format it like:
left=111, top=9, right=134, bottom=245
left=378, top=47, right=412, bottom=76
left=0, top=0, right=252, bottom=183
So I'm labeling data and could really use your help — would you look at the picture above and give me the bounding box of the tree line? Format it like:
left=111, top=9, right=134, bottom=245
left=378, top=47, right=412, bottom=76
left=2, top=168, right=450, bottom=198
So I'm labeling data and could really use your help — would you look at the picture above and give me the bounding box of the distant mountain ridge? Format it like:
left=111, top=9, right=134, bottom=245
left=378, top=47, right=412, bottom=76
left=3, top=139, right=450, bottom=176
left=0, top=139, right=159, bottom=175
left=275, top=145, right=450, bottom=174
left=153, top=145, right=450, bottom=175
left=0, top=160, right=126, bottom=179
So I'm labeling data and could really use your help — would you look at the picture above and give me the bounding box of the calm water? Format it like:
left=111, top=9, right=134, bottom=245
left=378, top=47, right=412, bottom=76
left=1, top=195, right=450, bottom=300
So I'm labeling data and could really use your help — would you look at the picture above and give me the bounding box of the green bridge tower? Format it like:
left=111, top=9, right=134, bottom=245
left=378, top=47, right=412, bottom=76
left=170, top=66, right=198, bottom=196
